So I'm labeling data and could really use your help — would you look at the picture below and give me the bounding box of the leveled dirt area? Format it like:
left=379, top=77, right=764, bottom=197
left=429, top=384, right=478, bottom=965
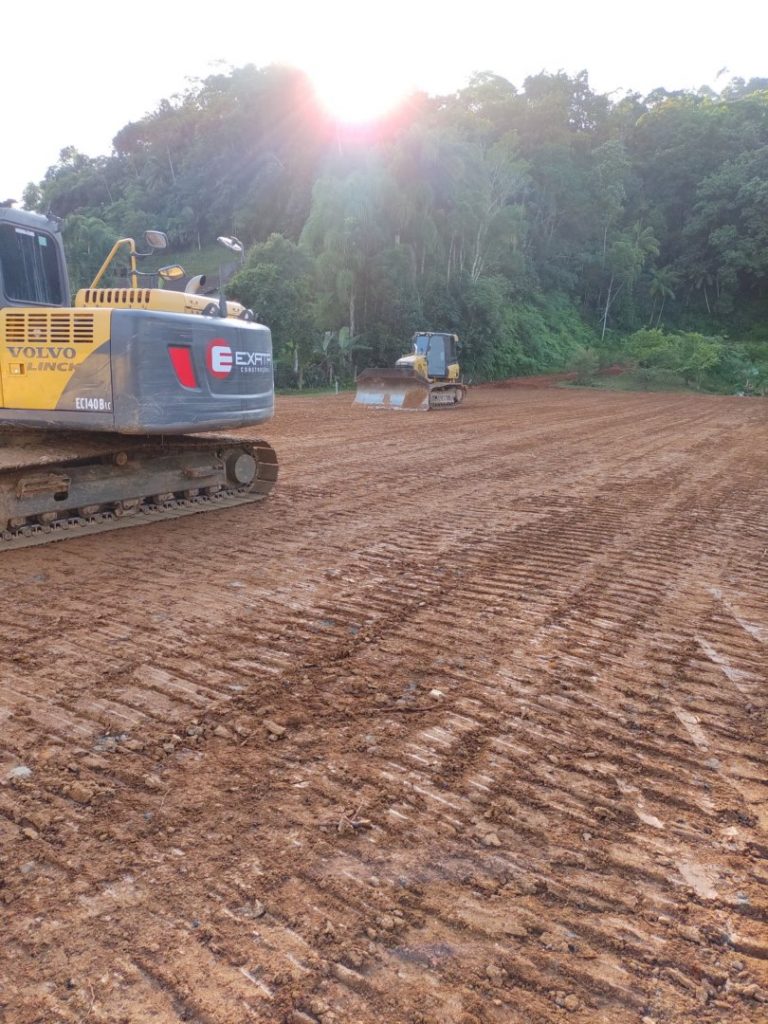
left=1, top=387, right=766, bottom=1024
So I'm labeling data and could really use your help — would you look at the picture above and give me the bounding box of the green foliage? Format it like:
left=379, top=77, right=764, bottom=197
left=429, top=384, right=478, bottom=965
left=229, top=234, right=315, bottom=387
left=20, top=63, right=768, bottom=392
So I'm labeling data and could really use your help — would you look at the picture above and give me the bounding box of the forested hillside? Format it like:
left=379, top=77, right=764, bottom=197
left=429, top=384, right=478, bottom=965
left=23, top=65, right=768, bottom=391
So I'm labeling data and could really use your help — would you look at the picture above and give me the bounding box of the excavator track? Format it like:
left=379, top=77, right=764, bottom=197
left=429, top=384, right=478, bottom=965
left=0, top=431, right=278, bottom=551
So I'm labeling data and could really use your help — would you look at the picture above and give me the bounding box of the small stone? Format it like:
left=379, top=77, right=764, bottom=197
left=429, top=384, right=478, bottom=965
left=485, top=964, right=503, bottom=981
left=377, top=914, right=396, bottom=931
left=162, top=742, right=175, bottom=754
left=365, top=927, right=377, bottom=939
left=143, top=774, right=163, bottom=790
left=564, top=994, right=579, bottom=1011
left=428, top=689, right=445, bottom=700
left=21, top=827, right=39, bottom=841
left=679, top=925, right=703, bottom=943
left=213, top=725, right=231, bottom=738
left=641, top=1017, right=657, bottom=1024
left=8, top=765, right=32, bottom=780
left=264, top=719, right=286, bottom=737
left=481, top=832, right=502, bottom=848
left=68, top=782, right=94, bottom=804
left=123, top=739, right=144, bottom=752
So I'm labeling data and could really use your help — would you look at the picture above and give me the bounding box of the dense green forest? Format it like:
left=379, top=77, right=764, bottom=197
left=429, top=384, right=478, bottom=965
left=23, top=65, right=768, bottom=392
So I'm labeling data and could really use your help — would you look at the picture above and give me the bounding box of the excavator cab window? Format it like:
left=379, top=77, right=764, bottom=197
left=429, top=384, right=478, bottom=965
left=0, top=224, right=63, bottom=305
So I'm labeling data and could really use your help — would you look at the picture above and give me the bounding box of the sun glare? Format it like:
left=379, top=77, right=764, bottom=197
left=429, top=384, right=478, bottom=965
left=309, top=63, right=411, bottom=123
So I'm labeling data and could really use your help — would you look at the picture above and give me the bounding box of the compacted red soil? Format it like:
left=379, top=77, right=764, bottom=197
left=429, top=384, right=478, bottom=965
left=1, top=386, right=766, bottom=1023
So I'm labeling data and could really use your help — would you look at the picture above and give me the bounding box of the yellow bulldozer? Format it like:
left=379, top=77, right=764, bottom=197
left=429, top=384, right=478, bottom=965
left=354, top=332, right=467, bottom=411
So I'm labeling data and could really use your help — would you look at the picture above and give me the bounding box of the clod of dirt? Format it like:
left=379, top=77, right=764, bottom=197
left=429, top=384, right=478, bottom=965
left=264, top=719, right=287, bottom=737
left=143, top=775, right=163, bottom=790
left=213, top=725, right=231, bottom=738
left=563, top=995, right=580, bottom=1011
left=239, top=900, right=266, bottom=919
left=67, top=782, right=94, bottom=805
left=481, top=832, right=502, bottom=847
left=80, top=755, right=109, bottom=771
left=288, top=1012, right=318, bottom=1024
left=540, top=932, right=571, bottom=953
left=485, top=964, right=504, bottom=981
left=19, top=812, right=50, bottom=832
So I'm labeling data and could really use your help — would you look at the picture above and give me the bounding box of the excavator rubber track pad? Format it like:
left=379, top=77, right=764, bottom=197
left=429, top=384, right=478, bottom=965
left=354, top=368, right=430, bottom=411
left=0, top=431, right=277, bottom=551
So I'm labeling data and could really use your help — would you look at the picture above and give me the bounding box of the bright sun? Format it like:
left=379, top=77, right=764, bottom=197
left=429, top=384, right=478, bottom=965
left=308, top=62, right=411, bottom=123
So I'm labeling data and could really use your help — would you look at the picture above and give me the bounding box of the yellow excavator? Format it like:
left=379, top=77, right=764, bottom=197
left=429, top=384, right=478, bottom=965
left=0, top=208, right=278, bottom=550
left=354, top=332, right=467, bottom=410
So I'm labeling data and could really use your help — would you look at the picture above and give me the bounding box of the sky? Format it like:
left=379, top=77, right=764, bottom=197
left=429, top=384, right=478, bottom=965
left=3, top=0, right=767, bottom=202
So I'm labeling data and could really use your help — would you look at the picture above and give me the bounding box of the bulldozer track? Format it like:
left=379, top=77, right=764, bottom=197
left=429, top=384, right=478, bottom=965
left=1, top=387, right=766, bottom=1023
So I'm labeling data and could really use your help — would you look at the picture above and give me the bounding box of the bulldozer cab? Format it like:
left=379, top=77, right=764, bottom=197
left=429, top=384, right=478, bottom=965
left=413, top=332, right=458, bottom=379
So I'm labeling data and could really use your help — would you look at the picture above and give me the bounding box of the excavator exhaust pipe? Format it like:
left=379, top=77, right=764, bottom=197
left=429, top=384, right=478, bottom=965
left=354, top=369, right=431, bottom=411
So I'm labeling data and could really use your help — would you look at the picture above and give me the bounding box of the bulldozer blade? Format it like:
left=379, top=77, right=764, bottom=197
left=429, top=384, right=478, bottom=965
left=354, top=369, right=431, bottom=411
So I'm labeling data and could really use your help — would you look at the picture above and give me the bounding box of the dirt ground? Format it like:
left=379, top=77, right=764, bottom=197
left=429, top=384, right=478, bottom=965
left=1, top=386, right=766, bottom=1024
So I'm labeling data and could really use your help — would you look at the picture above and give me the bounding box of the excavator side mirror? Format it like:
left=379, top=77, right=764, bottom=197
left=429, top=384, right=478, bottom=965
left=217, top=235, right=244, bottom=255
left=144, top=230, right=168, bottom=250
left=157, top=264, right=185, bottom=281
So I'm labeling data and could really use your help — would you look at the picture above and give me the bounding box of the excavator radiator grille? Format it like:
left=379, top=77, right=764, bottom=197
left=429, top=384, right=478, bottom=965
left=80, top=288, right=152, bottom=308
left=5, top=310, right=96, bottom=345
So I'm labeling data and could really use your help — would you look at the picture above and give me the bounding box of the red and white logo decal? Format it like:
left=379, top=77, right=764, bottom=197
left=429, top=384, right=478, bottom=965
left=206, top=339, right=233, bottom=378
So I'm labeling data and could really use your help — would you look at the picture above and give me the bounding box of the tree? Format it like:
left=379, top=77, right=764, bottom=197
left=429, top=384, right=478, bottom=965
left=229, top=234, right=316, bottom=387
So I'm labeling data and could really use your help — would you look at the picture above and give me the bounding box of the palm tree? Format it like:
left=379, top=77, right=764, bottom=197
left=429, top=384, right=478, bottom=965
left=648, top=266, right=678, bottom=326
